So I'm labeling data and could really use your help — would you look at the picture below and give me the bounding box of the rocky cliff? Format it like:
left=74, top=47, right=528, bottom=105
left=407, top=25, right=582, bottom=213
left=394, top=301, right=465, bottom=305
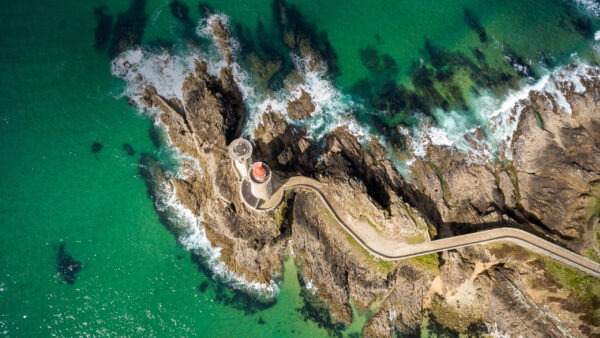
left=124, top=19, right=600, bottom=337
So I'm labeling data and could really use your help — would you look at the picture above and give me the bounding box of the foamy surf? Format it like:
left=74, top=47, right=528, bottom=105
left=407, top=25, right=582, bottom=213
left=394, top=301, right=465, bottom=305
left=152, top=167, right=279, bottom=298
left=407, top=60, right=600, bottom=163
left=112, top=10, right=600, bottom=296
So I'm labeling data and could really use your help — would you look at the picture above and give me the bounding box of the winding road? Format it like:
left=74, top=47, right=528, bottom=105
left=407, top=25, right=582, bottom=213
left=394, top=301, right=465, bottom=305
left=260, top=176, right=600, bottom=278
left=154, top=94, right=600, bottom=278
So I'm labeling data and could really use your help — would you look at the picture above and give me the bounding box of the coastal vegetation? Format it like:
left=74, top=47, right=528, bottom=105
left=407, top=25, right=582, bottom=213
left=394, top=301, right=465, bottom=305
left=404, top=254, right=440, bottom=275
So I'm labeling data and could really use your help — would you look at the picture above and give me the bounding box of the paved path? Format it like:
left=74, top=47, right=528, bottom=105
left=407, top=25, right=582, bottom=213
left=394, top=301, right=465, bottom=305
left=262, top=176, right=600, bottom=278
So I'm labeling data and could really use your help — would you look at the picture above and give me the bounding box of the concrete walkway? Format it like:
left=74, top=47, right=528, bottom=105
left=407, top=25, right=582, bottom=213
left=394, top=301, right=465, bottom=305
left=262, top=176, right=600, bottom=278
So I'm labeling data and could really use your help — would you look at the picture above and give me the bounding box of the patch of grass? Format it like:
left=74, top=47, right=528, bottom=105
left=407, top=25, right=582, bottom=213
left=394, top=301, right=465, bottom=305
left=364, top=217, right=379, bottom=231
left=407, top=234, right=426, bottom=244
left=533, top=110, right=545, bottom=130
left=542, top=258, right=600, bottom=326
left=594, top=192, right=600, bottom=217
left=271, top=191, right=291, bottom=227
left=490, top=242, right=600, bottom=326
left=344, top=233, right=395, bottom=275
left=405, top=205, right=437, bottom=239
left=322, top=202, right=396, bottom=275
left=404, top=253, right=440, bottom=274
left=585, top=249, right=600, bottom=264
left=499, top=160, right=521, bottom=204
left=427, top=224, right=438, bottom=240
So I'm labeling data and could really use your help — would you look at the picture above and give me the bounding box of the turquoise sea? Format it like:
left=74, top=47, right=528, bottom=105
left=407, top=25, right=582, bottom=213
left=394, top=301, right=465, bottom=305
left=1, top=0, right=599, bottom=336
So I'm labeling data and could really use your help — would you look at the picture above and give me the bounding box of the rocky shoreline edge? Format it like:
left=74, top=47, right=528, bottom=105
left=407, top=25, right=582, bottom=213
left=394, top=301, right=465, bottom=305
left=116, top=16, right=600, bottom=337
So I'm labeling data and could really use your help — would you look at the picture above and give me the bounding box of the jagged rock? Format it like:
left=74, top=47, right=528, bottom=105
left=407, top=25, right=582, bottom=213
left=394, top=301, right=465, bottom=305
left=253, top=110, right=314, bottom=175
left=410, top=67, right=600, bottom=246
left=134, top=17, right=600, bottom=337
left=286, top=90, right=315, bottom=119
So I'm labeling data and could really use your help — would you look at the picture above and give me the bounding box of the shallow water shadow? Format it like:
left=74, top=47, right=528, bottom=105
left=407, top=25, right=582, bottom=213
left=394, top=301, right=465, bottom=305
left=123, top=143, right=135, bottom=156
left=92, top=141, right=103, bottom=153
left=273, top=0, right=340, bottom=76
left=191, top=252, right=276, bottom=315
left=56, top=243, right=82, bottom=285
left=296, top=271, right=345, bottom=337
left=94, top=6, right=113, bottom=52
left=463, top=8, right=487, bottom=43
left=109, top=0, right=148, bottom=57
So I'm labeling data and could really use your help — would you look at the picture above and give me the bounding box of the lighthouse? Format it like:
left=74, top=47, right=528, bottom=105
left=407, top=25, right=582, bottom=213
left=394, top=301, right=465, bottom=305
left=228, top=138, right=275, bottom=209
left=249, top=162, right=273, bottom=201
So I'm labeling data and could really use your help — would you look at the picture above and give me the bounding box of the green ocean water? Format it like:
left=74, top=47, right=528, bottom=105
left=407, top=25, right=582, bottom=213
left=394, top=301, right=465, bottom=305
left=1, top=0, right=599, bottom=336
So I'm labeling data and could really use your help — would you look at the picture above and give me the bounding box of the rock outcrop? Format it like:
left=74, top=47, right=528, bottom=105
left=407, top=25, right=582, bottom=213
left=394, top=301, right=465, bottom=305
left=286, top=90, right=315, bottom=119
left=129, top=18, right=600, bottom=337
left=409, top=66, right=600, bottom=251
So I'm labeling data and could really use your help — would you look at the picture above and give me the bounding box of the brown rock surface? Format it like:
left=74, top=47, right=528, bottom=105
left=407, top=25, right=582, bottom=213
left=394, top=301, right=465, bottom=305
left=286, top=90, right=315, bottom=119
left=132, top=18, right=600, bottom=337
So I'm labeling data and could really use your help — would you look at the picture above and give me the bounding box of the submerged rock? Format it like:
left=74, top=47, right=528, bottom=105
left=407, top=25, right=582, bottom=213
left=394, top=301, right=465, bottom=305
left=56, top=244, right=82, bottom=285
left=91, top=141, right=103, bottom=153
left=122, top=143, right=135, bottom=156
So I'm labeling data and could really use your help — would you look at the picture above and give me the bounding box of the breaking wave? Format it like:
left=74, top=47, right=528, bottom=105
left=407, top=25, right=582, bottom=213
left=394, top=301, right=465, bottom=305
left=112, top=11, right=600, bottom=294
left=152, top=176, right=279, bottom=298
left=570, top=0, right=600, bottom=17
left=407, top=60, right=600, bottom=163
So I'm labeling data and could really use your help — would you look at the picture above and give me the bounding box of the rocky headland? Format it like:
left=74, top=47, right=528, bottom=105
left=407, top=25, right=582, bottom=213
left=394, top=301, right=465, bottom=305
left=122, top=17, right=600, bottom=337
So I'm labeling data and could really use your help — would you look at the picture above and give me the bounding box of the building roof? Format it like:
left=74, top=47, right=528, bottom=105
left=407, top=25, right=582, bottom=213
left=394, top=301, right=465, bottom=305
left=228, top=138, right=252, bottom=161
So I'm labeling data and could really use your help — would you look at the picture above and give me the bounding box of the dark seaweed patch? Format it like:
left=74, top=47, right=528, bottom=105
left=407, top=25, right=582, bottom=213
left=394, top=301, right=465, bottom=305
left=273, top=0, right=339, bottom=76
left=296, top=271, right=345, bottom=337
left=198, top=2, right=215, bottom=19
left=233, top=20, right=290, bottom=91
left=169, top=0, right=204, bottom=45
left=562, top=1, right=595, bottom=38
left=109, top=0, right=148, bottom=57
left=258, top=317, right=265, bottom=324
left=349, top=37, right=534, bottom=152
left=463, top=8, right=487, bottom=43
left=191, top=253, right=276, bottom=314
left=92, top=142, right=103, bottom=153
left=148, top=123, right=165, bottom=149
left=393, top=326, right=421, bottom=337
left=169, top=0, right=189, bottom=22
left=94, top=6, right=113, bottom=51
left=56, top=244, right=82, bottom=285
left=123, top=143, right=136, bottom=156
left=503, top=44, right=537, bottom=79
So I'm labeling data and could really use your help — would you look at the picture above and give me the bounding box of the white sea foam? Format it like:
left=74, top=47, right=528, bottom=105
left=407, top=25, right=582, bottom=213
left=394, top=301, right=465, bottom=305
left=304, top=279, right=318, bottom=294
left=239, top=52, right=370, bottom=143
left=113, top=12, right=600, bottom=295
left=111, top=24, right=280, bottom=296
left=408, top=61, right=599, bottom=163
left=571, top=0, right=600, bottom=16
left=153, top=170, right=279, bottom=298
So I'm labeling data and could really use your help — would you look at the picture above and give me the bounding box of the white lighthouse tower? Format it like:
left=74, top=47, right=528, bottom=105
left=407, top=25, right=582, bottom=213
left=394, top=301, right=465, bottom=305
left=249, top=162, right=273, bottom=201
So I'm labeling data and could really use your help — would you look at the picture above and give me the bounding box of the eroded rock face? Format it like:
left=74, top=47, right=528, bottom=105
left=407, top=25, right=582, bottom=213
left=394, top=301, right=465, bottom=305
left=286, top=90, right=315, bottom=119
left=253, top=110, right=314, bottom=175
left=410, top=69, right=600, bottom=246
left=134, top=18, right=600, bottom=338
